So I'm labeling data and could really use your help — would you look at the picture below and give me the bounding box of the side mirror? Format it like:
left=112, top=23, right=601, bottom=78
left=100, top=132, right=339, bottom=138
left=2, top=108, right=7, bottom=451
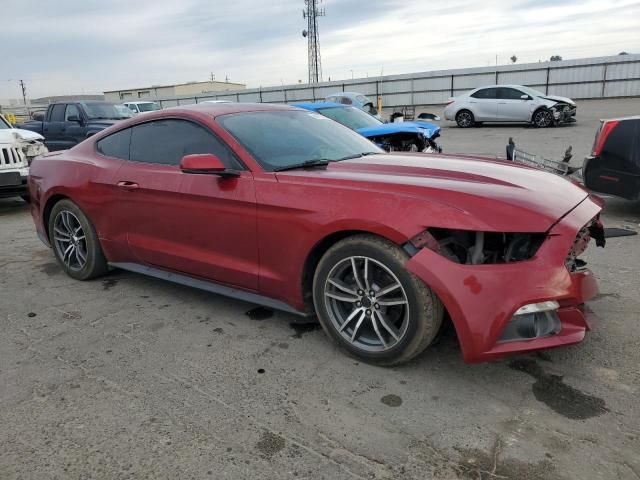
left=67, top=115, right=82, bottom=123
left=520, top=94, right=531, bottom=100
left=180, top=153, right=240, bottom=178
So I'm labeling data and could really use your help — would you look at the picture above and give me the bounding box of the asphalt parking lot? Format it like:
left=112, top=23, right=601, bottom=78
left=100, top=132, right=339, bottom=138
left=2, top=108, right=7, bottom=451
left=1, top=99, right=639, bottom=480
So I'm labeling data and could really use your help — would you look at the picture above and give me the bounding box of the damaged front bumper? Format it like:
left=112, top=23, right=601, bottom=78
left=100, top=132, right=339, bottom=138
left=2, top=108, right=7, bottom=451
left=551, top=103, right=577, bottom=124
left=405, top=195, right=603, bottom=363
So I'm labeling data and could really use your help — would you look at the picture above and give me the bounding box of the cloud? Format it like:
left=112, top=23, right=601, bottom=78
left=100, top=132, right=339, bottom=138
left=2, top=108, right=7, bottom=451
left=1, top=0, right=638, bottom=99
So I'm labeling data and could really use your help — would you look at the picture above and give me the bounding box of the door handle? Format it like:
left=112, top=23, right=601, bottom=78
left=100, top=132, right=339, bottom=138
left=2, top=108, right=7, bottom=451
left=117, top=181, right=139, bottom=190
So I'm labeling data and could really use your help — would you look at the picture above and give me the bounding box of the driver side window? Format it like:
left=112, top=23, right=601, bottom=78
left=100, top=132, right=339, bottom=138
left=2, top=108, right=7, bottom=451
left=65, top=104, right=80, bottom=121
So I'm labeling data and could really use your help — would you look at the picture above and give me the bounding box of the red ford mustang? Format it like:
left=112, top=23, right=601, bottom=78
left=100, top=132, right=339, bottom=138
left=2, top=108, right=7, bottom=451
left=28, top=103, right=605, bottom=365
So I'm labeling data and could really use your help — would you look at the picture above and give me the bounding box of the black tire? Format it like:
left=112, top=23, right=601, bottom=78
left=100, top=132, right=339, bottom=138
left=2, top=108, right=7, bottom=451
left=312, top=234, right=443, bottom=366
left=455, top=110, right=475, bottom=128
left=20, top=194, right=31, bottom=203
left=532, top=108, right=553, bottom=128
left=48, top=199, right=108, bottom=280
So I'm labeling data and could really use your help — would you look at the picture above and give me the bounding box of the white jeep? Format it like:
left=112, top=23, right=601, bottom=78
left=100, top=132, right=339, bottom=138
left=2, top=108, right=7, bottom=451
left=0, top=114, right=48, bottom=201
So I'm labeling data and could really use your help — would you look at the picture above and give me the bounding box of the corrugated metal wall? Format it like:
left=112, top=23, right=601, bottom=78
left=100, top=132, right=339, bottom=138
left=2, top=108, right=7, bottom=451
left=154, top=54, right=640, bottom=109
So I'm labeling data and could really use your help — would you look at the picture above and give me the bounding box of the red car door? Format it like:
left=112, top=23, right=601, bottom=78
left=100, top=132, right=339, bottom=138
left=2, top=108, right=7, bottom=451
left=113, top=118, right=259, bottom=291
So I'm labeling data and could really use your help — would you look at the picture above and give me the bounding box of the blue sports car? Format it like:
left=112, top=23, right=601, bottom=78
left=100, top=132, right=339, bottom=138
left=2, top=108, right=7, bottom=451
left=294, top=102, right=442, bottom=153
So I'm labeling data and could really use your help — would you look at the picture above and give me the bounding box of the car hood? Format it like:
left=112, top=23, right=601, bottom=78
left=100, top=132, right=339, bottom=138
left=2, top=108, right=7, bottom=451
left=0, top=128, right=45, bottom=143
left=356, top=121, right=440, bottom=139
left=541, top=94, right=576, bottom=106
left=276, top=153, right=590, bottom=232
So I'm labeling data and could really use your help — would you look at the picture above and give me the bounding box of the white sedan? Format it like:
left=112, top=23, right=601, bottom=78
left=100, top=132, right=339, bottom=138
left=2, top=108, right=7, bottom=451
left=444, top=85, right=576, bottom=128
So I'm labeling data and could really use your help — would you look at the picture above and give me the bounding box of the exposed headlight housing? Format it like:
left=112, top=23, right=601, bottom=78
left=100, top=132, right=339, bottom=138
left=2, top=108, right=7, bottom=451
left=406, top=228, right=546, bottom=264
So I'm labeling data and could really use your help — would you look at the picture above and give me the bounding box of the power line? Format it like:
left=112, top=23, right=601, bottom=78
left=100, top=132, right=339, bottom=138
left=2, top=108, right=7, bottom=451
left=302, top=0, right=325, bottom=84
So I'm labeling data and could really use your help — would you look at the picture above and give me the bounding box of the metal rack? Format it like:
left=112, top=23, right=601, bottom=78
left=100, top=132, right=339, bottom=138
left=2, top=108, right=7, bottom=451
left=506, top=138, right=574, bottom=176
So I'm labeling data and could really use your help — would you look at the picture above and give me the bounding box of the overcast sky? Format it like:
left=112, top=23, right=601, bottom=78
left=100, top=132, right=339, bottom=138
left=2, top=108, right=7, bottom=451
left=1, top=0, right=639, bottom=99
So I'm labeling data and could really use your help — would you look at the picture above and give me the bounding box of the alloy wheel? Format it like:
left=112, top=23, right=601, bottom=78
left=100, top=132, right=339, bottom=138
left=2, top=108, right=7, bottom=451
left=457, top=111, right=473, bottom=128
left=534, top=110, right=553, bottom=127
left=323, top=256, right=410, bottom=352
left=53, top=210, right=88, bottom=271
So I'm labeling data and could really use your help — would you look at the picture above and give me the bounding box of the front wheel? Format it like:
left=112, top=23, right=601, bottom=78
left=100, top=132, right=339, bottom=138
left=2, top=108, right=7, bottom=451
left=312, top=235, right=443, bottom=366
left=48, top=199, right=108, bottom=280
left=533, top=109, right=554, bottom=128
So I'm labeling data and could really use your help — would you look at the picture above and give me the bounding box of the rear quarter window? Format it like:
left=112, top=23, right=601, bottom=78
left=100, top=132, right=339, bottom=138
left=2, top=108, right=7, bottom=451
left=96, top=128, right=132, bottom=160
left=49, top=104, right=66, bottom=122
left=129, top=119, right=241, bottom=167
left=471, top=88, right=498, bottom=99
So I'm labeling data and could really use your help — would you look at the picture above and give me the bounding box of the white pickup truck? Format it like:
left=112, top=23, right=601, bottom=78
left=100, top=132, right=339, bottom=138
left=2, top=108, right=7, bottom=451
left=0, top=114, right=48, bottom=201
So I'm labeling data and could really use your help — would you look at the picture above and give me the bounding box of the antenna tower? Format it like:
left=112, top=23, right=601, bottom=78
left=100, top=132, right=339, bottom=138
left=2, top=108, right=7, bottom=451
left=302, top=0, right=325, bottom=83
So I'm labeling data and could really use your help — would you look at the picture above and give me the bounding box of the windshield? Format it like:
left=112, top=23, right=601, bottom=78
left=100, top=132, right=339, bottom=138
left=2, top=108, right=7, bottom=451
left=137, top=102, right=161, bottom=112
left=0, top=115, right=11, bottom=129
left=317, top=106, right=382, bottom=130
left=518, top=86, right=546, bottom=98
left=81, top=102, right=131, bottom=120
left=114, top=105, right=135, bottom=118
left=218, top=110, right=382, bottom=171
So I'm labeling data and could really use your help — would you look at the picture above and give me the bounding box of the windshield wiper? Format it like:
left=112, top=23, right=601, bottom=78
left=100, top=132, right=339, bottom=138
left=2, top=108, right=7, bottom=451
left=334, top=151, right=379, bottom=161
left=274, top=159, right=330, bottom=172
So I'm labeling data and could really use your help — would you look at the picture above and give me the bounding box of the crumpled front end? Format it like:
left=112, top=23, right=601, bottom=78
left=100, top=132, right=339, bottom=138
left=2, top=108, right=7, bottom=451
left=1, top=129, right=48, bottom=164
left=0, top=130, right=48, bottom=198
left=358, top=122, right=443, bottom=154
left=405, top=195, right=604, bottom=363
left=551, top=103, right=577, bottom=124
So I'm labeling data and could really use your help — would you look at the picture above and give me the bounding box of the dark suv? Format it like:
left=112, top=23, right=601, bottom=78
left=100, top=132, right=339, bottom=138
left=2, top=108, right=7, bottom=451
left=583, top=116, right=640, bottom=200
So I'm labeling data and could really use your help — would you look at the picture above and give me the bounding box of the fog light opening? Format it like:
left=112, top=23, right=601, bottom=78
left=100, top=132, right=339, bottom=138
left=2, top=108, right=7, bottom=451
left=499, top=302, right=561, bottom=342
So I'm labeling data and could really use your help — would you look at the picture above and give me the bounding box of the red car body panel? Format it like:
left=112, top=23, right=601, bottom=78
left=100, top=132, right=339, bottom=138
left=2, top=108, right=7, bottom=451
left=28, top=103, right=603, bottom=363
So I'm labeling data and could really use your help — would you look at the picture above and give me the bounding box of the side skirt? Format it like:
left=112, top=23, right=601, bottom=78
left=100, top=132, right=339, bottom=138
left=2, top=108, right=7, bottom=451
left=108, top=262, right=310, bottom=317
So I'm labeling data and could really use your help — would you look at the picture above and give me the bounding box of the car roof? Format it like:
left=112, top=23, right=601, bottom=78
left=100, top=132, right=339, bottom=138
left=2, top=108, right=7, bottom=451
left=49, top=100, right=114, bottom=105
left=160, top=102, right=297, bottom=118
left=293, top=102, right=344, bottom=110
left=601, top=115, right=640, bottom=122
left=326, top=92, right=371, bottom=98
left=125, top=101, right=158, bottom=104
left=471, top=85, right=536, bottom=90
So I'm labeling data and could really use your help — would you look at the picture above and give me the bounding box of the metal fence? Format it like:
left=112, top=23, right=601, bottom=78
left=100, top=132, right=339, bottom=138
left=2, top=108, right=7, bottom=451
left=154, top=53, right=640, bottom=109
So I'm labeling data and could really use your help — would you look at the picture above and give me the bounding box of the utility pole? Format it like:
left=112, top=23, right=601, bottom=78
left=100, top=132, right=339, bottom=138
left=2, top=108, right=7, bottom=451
left=210, top=72, right=215, bottom=82
left=19, top=80, right=30, bottom=116
left=302, top=0, right=325, bottom=84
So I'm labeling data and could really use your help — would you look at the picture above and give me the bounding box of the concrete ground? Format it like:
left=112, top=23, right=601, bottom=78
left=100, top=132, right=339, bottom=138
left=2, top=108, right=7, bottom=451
left=1, top=99, right=639, bottom=480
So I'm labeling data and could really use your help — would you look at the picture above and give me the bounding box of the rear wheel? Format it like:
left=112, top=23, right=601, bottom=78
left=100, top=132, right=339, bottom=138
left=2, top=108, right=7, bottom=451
left=533, top=109, right=553, bottom=128
left=48, top=199, right=108, bottom=280
left=312, top=235, right=443, bottom=366
left=455, top=110, right=475, bottom=128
